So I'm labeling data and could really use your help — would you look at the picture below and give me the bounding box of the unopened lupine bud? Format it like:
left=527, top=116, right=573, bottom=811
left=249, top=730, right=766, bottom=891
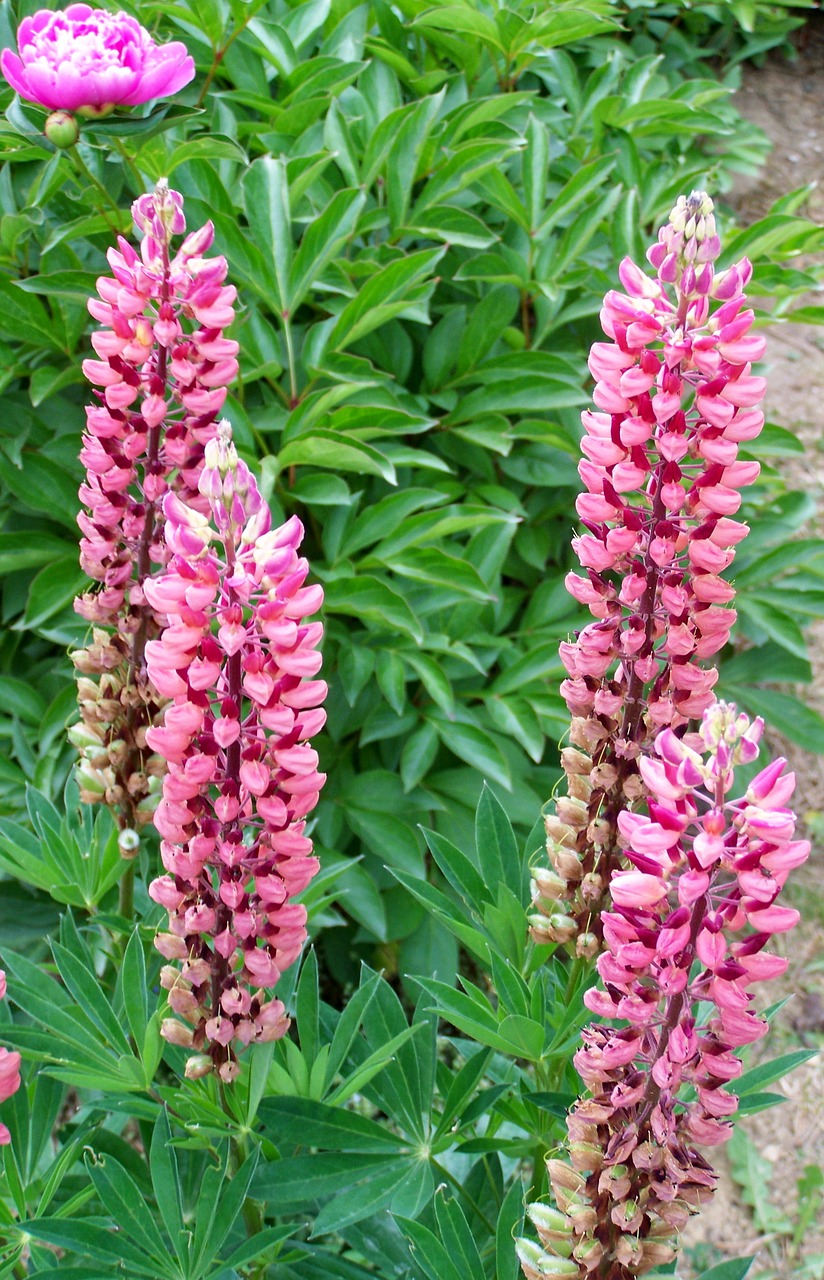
left=118, top=829, right=140, bottom=859
left=532, top=868, right=568, bottom=902
left=515, top=1241, right=580, bottom=1279
left=184, top=1054, right=213, bottom=1080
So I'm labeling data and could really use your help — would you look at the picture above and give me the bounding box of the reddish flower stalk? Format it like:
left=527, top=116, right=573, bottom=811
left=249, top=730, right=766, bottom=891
left=145, top=424, right=326, bottom=1081
left=70, top=181, right=238, bottom=833
left=518, top=703, right=809, bottom=1279
left=529, top=193, right=766, bottom=954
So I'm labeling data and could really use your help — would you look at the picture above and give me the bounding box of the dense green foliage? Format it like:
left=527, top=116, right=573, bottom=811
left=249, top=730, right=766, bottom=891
left=0, top=2, right=820, bottom=1277
left=1, top=0, right=823, bottom=972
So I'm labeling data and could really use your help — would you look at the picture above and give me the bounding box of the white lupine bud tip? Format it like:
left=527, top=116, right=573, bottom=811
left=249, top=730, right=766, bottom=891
left=514, top=1241, right=579, bottom=1277
left=204, top=420, right=237, bottom=475
left=118, top=828, right=140, bottom=858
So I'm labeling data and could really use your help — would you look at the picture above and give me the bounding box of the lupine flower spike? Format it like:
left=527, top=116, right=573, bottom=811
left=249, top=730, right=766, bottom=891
left=70, top=181, right=238, bottom=838
left=145, top=423, right=326, bottom=1081
left=518, top=703, right=808, bottom=1279
left=530, top=193, right=766, bottom=954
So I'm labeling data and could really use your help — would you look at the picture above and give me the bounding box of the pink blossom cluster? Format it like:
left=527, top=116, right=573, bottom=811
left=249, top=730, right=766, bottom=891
left=145, top=425, right=326, bottom=1080
left=530, top=192, right=766, bottom=952
left=77, top=180, right=237, bottom=627
left=1, top=6, right=194, bottom=116
left=0, top=971, right=20, bottom=1146
left=71, top=181, right=238, bottom=828
left=519, top=703, right=808, bottom=1279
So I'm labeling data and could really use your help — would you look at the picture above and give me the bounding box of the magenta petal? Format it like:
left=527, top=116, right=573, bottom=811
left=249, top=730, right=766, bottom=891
left=119, top=53, right=195, bottom=105
left=0, top=49, right=29, bottom=98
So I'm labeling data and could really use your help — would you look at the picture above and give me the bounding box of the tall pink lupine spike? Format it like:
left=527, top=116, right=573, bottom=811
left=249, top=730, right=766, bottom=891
left=518, top=702, right=808, bottom=1280
left=529, top=192, right=766, bottom=954
left=144, top=422, right=327, bottom=1082
left=69, top=180, right=238, bottom=833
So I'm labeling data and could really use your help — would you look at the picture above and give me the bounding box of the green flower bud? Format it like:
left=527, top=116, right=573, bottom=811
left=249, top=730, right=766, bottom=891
left=44, top=110, right=79, bottom=149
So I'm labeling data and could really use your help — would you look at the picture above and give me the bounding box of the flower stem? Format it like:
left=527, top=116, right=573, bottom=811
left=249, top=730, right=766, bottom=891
left=67, top=145, right=126, bottom=233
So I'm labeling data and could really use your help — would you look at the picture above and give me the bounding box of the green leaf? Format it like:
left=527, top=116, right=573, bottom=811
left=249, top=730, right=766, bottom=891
left=259, top=1097, right=408, bottom=1152
left=295, top=947, right=320, bottom=1064
left=0, top=278, right=64, bottom=350
left=26, top=1220, right=161, bottom=1275
left=0, top=531, right=72, bottom=575
left=430, top=716, right=511, bottom=790
left=209, top=1225, right=293, bottom=1278
left=400, top=722, right=440, bottom=793
left=166, top=134, right=248, bottom=174
left=241, top=155, right=291, bottom=312
left=694, top=1257, right=756, bottom=1280
left=476, top=785, right=522, bottom=900
left=326, top=248, right=445, bottom=351
left=523, top=115, right=549, bottom=232
left=538, top=155, right=616, bottom=238
left=252, top=1152, right=400, bottom=1206
left=395, top=1214, right=467, bottom=1280
left=120, top=928, right=149, bottom=1048
left=277, top=431, right=396, bottom=484
left=421, top=827, right=488, bottom=916
left=413, top=6, right=502, bottom=47
left=51, top=941, right=131, bottom=1056
left=21, top=557, right=86, bottom=631
left=496, top=1174, right=526, bottom=1280
left=85, top=1152, right=171, bottom=1267
left=323, top=576, right=423, bottom=643
left=289, top=189, right=366, bottom=314
left=736, top=1049, right=818, bottom=1096
left=737, top=598, right=808, bottom=659
left=150, top=1112, right=184, bottom=1256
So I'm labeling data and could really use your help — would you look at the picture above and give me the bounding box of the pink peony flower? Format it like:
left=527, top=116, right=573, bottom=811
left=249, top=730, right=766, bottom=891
left=1, top=5, right=194, bottom=116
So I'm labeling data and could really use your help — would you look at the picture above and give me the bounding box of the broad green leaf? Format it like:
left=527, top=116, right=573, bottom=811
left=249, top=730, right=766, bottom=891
left=85, top=1153, right=171, bottom=1267
left=241, top=155, right=291, bottom=311
left=259, top=1097, right=408, bottom=1152
left=289, top=189, right=366, bottom=314
left=327, top=248, right=445, bottom=351
left=277, top=432, right=396, bottom=484
left=476, top=785, right=522, bottom=899
left=430, top=716, right=512, bottom=790
left=323, top=576, right=423, bottom=643
left=150, top=1112, right=184, bottom=1255
left=694, top=1260, right=756, bottom=1280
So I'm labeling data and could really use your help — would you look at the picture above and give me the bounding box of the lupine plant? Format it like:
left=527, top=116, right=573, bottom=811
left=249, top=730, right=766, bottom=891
left=0, top=5, right=820, bottom=1280
left=517, top=196, right=811, bottom=1278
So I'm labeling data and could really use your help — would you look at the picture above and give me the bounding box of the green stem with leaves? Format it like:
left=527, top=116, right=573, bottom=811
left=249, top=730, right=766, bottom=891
left=67, top=145, right=125, bottom=232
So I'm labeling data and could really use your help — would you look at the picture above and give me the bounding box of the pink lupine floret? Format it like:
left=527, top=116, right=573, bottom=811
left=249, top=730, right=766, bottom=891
left=520, top=703, right=808, bottom=1279
left=145, top=425, right=326, bottom=1080
left=1, top=6, right=194, bottom=115
left=0, top=970, right=20, bottom=1146
left=530, top=192, right=767, bottom=953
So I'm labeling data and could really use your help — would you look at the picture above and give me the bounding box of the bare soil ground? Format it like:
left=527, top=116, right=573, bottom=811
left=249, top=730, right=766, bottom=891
left=681, top=23, right=824, bottom=1279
